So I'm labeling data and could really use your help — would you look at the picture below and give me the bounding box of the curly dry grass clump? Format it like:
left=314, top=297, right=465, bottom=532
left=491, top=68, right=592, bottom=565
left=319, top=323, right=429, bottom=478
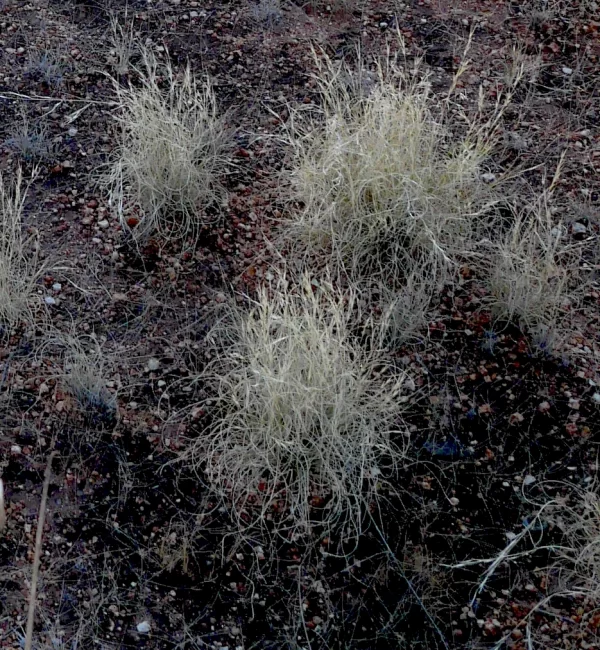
left=548, top=487, right=600, bottom=602
left=284, top=50, right=498, bottom=284
left=61, top=334, right=117, bottom=422
left=105, top=46, right=232, bottom=243
left=481, top=182, right=583, bottom=347
left=0, top=169, right=44, bottom=331
left=182, top=277, right=408, bottom=537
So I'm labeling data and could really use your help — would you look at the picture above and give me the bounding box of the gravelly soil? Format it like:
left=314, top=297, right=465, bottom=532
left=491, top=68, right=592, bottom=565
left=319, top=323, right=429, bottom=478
left=0, top=0, right=599, bottom=648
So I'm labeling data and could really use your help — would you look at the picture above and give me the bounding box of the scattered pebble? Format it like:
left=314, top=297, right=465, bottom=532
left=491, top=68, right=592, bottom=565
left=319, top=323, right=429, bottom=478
left=147, top=358, right=160, bottom=371
left=562, top=66, right=573, bottom=75
left=136, top=621, right=151, bottom=634
left=538, top=401, right=551, bottom=413
left=44, top=296, right=57, bottom=305
left=523, top=474, right=536, bottom=486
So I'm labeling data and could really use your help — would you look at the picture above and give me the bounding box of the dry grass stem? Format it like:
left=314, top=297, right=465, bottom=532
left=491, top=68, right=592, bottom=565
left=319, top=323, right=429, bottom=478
left=24, top=451, right=58, bottom=650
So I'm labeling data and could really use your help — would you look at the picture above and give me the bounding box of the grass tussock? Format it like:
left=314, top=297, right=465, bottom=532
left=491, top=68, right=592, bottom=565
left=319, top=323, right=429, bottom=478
left=181, top=276, right=408, bottom=537
left=481, top=173, right=583, bottom=346
left=0, top=169, right=44, bottom=331
left=485, top=207, right=568, bottom=331
left=104, top=46, right=232, bottom=243
left=283, top=48, right=498, bottom=284
left=548, top=487, right=600, bottom=602
left=61, top=334, right=117, bottom=420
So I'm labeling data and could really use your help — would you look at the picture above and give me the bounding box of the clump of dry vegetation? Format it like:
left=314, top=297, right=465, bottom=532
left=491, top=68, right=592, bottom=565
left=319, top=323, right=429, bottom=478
left=481, top=161, right=585, bottom=347
left=0, top=168, right=44, bottom=331
left=61, top=334, right=117, bottom=421
left=283, top=48, right=498, bottom=286
left=104, top=45, right=232, bottom=243
left=484, top=203, right=571, bottom=335
left=180, top=275, right=408, bottom=538
left=547, top=487, right=600, bottom=602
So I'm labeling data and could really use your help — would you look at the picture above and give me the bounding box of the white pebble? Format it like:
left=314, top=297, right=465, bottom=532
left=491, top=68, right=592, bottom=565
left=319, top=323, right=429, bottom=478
left=523, top=474, right=536, bottom=486
left=147, top=358, right=160, bottom=371
left=52, top=283, right=62, bottom=292
left=44, top=296, right=56, bottom=305
left=136, top=621, right=151, bottom=634
left=562, top=66, right=573, bottom=75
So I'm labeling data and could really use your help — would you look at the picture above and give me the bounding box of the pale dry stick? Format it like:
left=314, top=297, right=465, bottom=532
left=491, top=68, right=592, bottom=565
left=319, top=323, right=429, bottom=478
left=442, top=544, right=570, bottom=570
left=24, top=451, right=58, bottom=650
left=0, top=90, right=117, bottom=105
left=0, top=478, right=5, bottom=531
left=466, top=502, right=557, bottom=609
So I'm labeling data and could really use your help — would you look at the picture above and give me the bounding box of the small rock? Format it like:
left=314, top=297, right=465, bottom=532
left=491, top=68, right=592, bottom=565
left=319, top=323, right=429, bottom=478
left=112, top=293, right=128, bottom=302
left=509, top=412, right=524, bottom=425
left=571, top=222, right=587, bottom=236
left=52, top=283, right=62, bottom=292
left=481, top=172, right=496, bottom=183
left=147, top=358, right=160, bottom=371
left=10, top=444, right=22, bottom=454
left=214, top=292, right=227, bottom=304
left=592, top=393, right=600, bottom=404
left=449, top=497, right=460, bottom=506
left=523, top=474, right=536, bottom=486
left=98, top=219, right=109, bottom=229
left=136, top=621, right=151, bottom=634
left=568, top=398, right=580, bottom=410
left=44, top=296, right=57, bottom=305
left=538, top=401, right=551, bottom=413
left=562, top=66, right=573, bottom=75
